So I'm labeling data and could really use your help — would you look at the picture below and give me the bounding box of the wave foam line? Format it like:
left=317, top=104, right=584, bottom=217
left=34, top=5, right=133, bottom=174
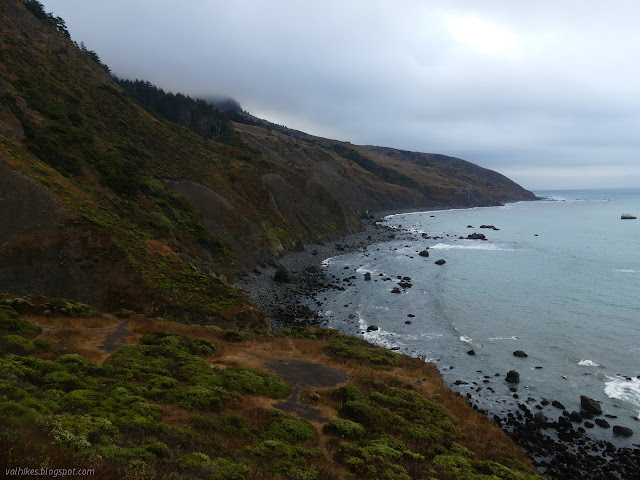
left=604, top=375, right=640, bottom=408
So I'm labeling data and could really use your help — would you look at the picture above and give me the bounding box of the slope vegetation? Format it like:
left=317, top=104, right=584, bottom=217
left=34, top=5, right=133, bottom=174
left=0, top=296, right=543, bottom=480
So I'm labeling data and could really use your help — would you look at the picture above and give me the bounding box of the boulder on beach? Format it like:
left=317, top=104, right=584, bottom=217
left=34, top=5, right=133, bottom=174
left=505, top=370, right=520, bottom=383
left=513, top=350, right=528, bottom=358
left=273, top=265, right=292, bottom=283
left=580, top=395, right=603, bottom=415
left=435, top=259, right=446, bottom=265
left=613, top=425, right=634, bottom=437
left=418, top=249, right=430, bottom=257
left=594, top=418, right=610, bottom=428
left=551, top=400, right=565, bottom=410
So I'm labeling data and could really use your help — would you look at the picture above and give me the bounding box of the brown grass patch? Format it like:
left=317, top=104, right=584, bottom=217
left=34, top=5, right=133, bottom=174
left=144, top=239, right=174, bottom=256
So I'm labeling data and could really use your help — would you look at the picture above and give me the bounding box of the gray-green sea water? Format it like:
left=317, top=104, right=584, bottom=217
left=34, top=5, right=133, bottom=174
left=319, top=189, right=640, bottom=445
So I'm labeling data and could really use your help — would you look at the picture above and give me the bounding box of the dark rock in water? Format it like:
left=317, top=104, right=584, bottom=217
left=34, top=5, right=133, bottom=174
left=367, top=325, right=379, bottom=332
left=364, top=272, right=371, bottom=281
left=407, top=314, right=415, bottom=317
left=613, top=425, right=634, bottom=437
left=581, top=395, right=603, bottom=415
left=506, top=370, right=520, bottom=383
left=584, top=421, right=595, bottom=428
left=580, top=410, right=594, bottom=420
left=621, top=214, right=637, bottom=219
left=391, top=287, right=402, bottom=294
left=479, top=224, right=496, bottom=229
left=540, top=399, right=549, bottom=406
left=453, top=380, right=468, bottom=385
left=405, top=320, right=411, bottom=324
left=467, top=349, right=476, bottom=356
left=435, top=259, right=446, bottom=265
left=569, top=411, right=583, bottom=423
left=467, top=225, right=474, bottom=228
left=534, top=412, right=547, bottom=425
left=513, top=350, right=528, bottom=358
left=552, top=400, right=566, bottom=410
left=595, top=418, right=610, bottom=428
left=467, top=232, right=486, bottom=240
left=398, top=281, right=412, bottom=288
left=273, top=265, right=292, bottom=283
left=418, top=249, right=430, bottom=257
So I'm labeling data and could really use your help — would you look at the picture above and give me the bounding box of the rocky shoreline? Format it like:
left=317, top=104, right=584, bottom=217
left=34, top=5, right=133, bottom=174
left=235, top=214, right=640, bottom=480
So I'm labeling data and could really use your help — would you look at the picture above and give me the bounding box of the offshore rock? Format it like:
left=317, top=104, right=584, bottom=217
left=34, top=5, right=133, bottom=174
left=513, top=350, right=528, bottom=358
left=506, top=370, right=520, bottom=383
left=418, top=249, right=430, bottom=257
left=467, top=232, right=486, bottom=240
left=581, top=395, right=603, bottom=415
left=613, top=425, right=633, bottom=437
left=435, top=259, right=446, bottom=265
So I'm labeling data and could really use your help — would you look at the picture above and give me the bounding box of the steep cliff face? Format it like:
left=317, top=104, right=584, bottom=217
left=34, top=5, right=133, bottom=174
left=0, top=0, right=534, bottom=327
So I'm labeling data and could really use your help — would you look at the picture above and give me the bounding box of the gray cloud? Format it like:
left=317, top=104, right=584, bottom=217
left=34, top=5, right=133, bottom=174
left=41, top=0, right=640, bottom=189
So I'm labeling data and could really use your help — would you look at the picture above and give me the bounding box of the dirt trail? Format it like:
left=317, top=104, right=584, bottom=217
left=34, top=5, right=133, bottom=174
left=263, top=358, right=348, bottom=422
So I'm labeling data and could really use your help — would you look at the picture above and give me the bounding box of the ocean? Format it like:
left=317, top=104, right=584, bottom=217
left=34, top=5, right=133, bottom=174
left=318, top=189, right=640, bottom=445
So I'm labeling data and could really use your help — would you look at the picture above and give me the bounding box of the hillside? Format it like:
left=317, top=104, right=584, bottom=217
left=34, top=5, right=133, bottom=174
left=0, top=295, right=543, bottom=480
left=0, top=1, right=550, bottom=478
left=0, top=0, right=534, bottom=325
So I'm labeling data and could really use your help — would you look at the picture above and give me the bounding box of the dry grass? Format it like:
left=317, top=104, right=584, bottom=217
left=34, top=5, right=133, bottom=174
left=22, top=313, right=536, bottom=472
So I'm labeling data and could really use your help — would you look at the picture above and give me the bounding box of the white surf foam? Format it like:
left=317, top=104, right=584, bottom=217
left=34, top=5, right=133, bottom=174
left=614, top=269, right=640, bottom=274
left=459, top=335, right=472, bottom=343
left=578, top=359, right=602, bottom=367
left=488, top=336, right=519, bottom=341
left=604, top=375, right=640, bottom=408
left=430, top=242, right=512, bottom=251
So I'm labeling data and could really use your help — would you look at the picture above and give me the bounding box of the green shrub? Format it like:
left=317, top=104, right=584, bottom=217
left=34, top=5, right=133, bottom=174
left=338, top=401, right=379, bottom=427
left=322, top=418, right=365, bottom=440
left=331, top=385, right=365, bottom=403
left=222, top=367, right=291, bottom=399
left=42, top=371, right=86, bottom=392
left=190, top=338, right=216, bottom=355
left=63, top=389, right=104, bottom=411
left=224, top=330, right=245, bottom=342
left=0, top=306, right=37, bottom=335
left=144, top=441, right=172, bottom=459
left=262, top=410, right=317, bottom=444
left=324, top=335, right=400, bottom=369
left=43, top=299, right=93, bottom=317
left=2, top=334, right=36, bottom=354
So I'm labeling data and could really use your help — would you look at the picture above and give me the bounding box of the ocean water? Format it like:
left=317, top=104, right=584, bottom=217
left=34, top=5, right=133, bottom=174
left=318, top=189, right=640, bottom=444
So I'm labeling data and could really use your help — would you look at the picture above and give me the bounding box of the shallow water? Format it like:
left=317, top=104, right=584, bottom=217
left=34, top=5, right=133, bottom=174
left=319, top=189, right=640, bottom=445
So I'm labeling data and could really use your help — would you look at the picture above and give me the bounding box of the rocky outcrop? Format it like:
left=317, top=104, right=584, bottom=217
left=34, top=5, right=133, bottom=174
left=506, top=370, right=520, bottom=383
left=580, top=395, right=603, bottom=415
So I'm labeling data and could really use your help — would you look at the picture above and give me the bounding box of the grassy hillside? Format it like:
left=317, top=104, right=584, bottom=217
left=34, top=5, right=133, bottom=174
left=0, top=0, right=361, bottom=325
left=0, top=295, right=543, bottom=480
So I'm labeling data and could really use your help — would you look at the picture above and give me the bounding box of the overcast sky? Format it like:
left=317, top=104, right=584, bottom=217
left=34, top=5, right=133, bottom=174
left=41, top=0, right=640, bottom=190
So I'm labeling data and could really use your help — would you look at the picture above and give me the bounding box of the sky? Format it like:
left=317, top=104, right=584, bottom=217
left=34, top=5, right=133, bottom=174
left=40, top=0, right=640, bottom=190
